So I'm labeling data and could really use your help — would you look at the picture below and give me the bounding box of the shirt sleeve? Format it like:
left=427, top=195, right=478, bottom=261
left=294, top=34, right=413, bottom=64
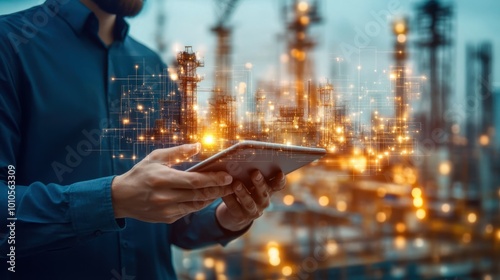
left=0, top=37, right=124, bottom=258
left=0, top=177, right=125, bottom=258
left=170, top=199, right=250, bottom=249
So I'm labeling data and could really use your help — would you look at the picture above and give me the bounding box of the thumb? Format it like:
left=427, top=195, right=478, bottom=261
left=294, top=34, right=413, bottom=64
left=147, top=143, right=201, bottom=165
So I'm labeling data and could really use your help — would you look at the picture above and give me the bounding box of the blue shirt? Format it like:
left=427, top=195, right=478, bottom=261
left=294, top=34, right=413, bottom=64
left=0, top=0, right=245, bottom=279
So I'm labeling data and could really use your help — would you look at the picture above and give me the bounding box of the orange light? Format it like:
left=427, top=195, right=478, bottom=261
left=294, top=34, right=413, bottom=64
left=336, top=201, right=347, bottom=212
left=283, top=195, right=294, bottom=206
left=396, top=222, right=406, bottom=233
left=318, top=196, right=329, bottom=206
left=416, top=209, right=426, bottom=220
left=282, top=266, right=292, bottom=276
left=203, top=257, right=214, bottom=268
left=479, top=135, right=489, bottom=146
left=467, top=213, right=477, bottom=223
left=413, top=197, right=423, bottom=208
left=411, top=187, right=422, bottom=198
left=441, top=203, right=451, bottom=213
left=376, top=212, right=387, bottom=223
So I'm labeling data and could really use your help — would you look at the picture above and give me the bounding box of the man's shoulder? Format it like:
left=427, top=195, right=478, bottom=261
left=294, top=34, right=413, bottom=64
left=0, top=5, right=42, bottom=31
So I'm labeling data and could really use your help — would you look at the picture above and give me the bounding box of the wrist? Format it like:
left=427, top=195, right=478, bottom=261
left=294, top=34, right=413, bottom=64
left=111, top=175, right=126, bottom=219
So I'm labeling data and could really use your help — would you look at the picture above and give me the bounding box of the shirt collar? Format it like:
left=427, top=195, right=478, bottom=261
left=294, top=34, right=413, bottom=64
left=54, top=0, right=129, bottom=42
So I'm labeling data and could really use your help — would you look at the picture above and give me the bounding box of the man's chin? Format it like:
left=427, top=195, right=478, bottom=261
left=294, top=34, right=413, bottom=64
left=92, top=0, right=145, bottom=17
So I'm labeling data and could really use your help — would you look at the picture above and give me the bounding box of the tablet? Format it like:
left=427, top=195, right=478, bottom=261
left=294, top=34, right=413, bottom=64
left=187, top=140, right=327, bottom=189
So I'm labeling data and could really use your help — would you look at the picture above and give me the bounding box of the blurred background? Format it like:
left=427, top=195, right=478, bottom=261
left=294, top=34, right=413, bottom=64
left=2, top=0, right=500, bottom=279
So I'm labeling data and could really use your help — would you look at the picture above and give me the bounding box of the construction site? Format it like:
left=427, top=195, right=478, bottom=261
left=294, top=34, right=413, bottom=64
left=108, top=0, right=500, bottom=279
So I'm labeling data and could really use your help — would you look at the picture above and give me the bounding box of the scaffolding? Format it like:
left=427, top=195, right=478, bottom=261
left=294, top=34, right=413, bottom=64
left=177, top=46, right=204, bottom=143
left=415, top=0, right=453, bottom=137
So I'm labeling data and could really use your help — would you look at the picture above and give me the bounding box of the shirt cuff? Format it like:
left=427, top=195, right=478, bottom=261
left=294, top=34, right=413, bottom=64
left=205, top=200, right=251, bottom=246
left=68, top=176, right=125, bottom=235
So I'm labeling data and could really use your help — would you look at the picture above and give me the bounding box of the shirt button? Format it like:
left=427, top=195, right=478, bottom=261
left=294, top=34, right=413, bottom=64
left=122, top=242, right=129, bottom=248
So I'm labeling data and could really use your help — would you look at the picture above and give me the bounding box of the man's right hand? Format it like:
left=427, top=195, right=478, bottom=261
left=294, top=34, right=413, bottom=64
left=111, top=143, right=234, bottom=223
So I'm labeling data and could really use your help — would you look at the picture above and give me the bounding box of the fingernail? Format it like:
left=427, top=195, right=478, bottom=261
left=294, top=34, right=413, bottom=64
left=236, top=184, right=243, bottom=191
left=255, top=172, right=263, bottom=181
left=224, top=175, right=233, bottom=185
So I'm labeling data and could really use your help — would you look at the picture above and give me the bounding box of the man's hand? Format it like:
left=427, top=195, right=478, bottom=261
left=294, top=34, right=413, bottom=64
left=216, top=170, right=286, bottom=232
left=111, top=143, right=234, bottom=223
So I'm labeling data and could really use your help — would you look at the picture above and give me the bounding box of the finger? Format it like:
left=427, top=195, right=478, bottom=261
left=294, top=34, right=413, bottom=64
left=173, top=185, right=235, bottom=202
left=270, top=172, right=286, bottom=193
left=158, top=169, right=233, bottom=189
left=148, top=143, right=201, bottom=164
left=221, top=193, right=245, bottom=218
left=233, top=182, right=259, bottom=216
left=250, top=170, right=270, bottom=206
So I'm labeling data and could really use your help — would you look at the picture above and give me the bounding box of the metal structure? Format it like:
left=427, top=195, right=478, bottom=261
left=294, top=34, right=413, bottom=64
left=282, top=0, right=322, bottom=122
left=209, top=0, right=240, bottom=145
left=415, top=0, right=453, bottom=137
left=177, top=46, right=204, bottom=143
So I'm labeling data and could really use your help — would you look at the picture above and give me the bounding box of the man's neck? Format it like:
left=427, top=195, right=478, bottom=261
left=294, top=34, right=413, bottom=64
left=80, top=0, right=116, bottom=45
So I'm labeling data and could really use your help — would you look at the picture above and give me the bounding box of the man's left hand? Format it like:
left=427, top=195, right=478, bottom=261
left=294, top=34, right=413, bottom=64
left=215, top=171, right=286, bottom=232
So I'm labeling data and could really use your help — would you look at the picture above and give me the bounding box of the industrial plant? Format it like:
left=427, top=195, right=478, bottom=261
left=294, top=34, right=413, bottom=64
left=107, top=0, right=500, bottom=279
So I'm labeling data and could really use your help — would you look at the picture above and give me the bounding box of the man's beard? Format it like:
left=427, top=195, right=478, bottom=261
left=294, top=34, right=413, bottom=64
left=92, top=0, right=145, bottom=17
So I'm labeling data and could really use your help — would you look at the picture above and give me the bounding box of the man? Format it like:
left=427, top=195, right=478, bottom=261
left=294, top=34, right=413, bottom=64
left=0, top=0, right=285, bottom=279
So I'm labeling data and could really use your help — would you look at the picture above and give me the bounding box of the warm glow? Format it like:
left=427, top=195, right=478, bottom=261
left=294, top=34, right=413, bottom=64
left=413, top=197, right=423, bottom=208
left=394, top=236, right=406, bottom=250
left=479, top=134, right=490, bottom=146
left=336, top=201, right=347, bottom=212
left=439, top=161, right=451, bottom=175
left=376, top=212, right=387, bottom=223
left=268, top=244, right=281, bottom=266
left=269, top=257, right=281, bottom=266
left=122, top=118, right=129, bottom=124
left=203, top=134, right=215, bottom=146
left=496, top=230, right=500, bottom=240
left=215, top=260, right=225, bottom=273
left=394, top=22, right=406, bottom=34
left=467, top=212, right=477, bottom=223
left=397, top=34, right=407, bottom=43
left=462, top=233, right=471, bottom=243
left=326, top=241, right=338, bottom=255
left=282, top=266, right=292, bottom=276
left=299, top=15, right=310, bottom=25
left=283, top=195, right=294, bottom=206
left=203, top=257, right=214, bottom=268
left=396, top=222, right=406, bottom=233
left=377, top=187, right=387, bottom=198
left=416, top=209, right=426, bottom=220
left=411, top=187, right=422, bottom=198
left=485, top=224, right=493, bottom=234
left=297, top=1, right=309, bottom=12
left=441, top=203, right=451, bottom=213
left=137, top=104, right=143, bottom=111
left=318, top=196, right=329, bottom=206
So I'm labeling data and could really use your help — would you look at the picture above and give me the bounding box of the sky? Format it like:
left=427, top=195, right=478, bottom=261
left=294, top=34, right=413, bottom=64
left=1, top=0, right=499, bottom=107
